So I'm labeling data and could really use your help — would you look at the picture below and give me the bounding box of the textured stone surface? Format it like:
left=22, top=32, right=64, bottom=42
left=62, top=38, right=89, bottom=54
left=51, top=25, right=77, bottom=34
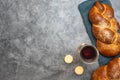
left=0, top=0, right=119, bottom=80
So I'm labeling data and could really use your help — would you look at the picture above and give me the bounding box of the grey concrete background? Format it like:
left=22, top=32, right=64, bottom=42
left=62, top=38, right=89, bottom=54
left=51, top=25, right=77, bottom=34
left=0, top=0, right=119, bottom=80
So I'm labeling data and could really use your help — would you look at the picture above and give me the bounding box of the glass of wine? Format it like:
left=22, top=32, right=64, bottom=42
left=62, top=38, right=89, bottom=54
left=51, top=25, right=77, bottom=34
left=77, top=43, right=99, bottom=64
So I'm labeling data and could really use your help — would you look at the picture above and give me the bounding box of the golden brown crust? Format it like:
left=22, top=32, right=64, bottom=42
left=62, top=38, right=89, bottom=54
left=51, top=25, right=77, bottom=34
left=107, top=58, right=120, bottom=79
left=89, top=1, right=120, bottom=57
left=97, top=40, right=120, bottom=57
left=91, top=58, right=120, bottom=80
left=92, top=65, right=108, bottom=80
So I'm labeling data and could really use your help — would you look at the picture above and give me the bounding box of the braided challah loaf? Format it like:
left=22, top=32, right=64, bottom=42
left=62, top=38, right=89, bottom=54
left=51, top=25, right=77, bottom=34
left=91, top=57, right=120, bottom=80
left=89, top=1, right=120, bottom=57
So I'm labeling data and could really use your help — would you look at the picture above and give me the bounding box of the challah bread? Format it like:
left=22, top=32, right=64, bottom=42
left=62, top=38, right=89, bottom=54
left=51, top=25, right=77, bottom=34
left=91, top=57, right=120, bottom=80
left=89, top=1, right=120, bottom=57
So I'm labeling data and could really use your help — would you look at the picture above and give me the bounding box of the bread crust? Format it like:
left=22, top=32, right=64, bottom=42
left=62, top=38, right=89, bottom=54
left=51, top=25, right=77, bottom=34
left=91, top=58, right=120, bottom=80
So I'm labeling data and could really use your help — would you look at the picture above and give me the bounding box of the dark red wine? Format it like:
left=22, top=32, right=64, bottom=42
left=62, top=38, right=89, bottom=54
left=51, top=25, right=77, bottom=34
left=80, top=46, right=97, bottom=62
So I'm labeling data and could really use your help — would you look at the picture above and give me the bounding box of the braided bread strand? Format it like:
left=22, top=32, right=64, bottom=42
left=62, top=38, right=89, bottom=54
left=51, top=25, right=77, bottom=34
left=89, top=1, right=120, bottom=57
